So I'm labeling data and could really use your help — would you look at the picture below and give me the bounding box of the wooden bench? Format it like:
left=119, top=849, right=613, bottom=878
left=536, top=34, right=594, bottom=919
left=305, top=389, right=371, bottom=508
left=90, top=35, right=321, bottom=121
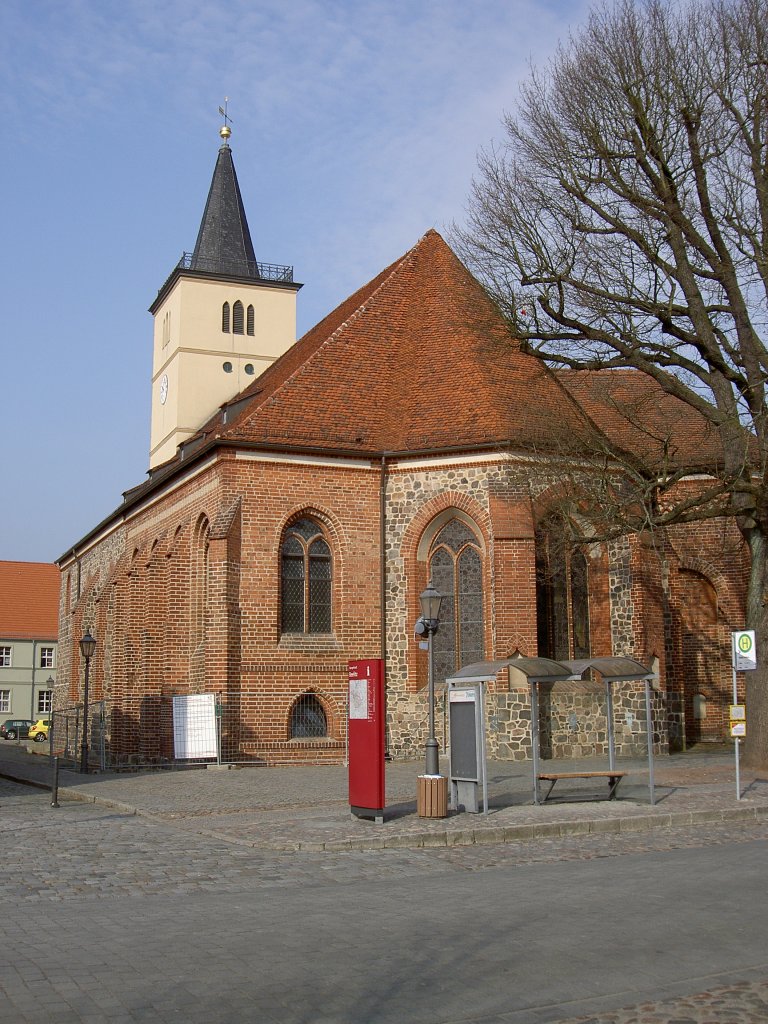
left=537, top=770, right=627, bottom=802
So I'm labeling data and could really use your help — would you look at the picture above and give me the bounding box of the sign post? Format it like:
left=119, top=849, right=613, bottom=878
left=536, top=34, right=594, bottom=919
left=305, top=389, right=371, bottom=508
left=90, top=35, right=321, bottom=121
left=730, top=631, right=757, bottom=800
left=348, top=659, right=386, bottom=822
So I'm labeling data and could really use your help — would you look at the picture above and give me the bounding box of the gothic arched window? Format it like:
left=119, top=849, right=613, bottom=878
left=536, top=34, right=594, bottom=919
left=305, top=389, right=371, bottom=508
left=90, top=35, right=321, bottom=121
left=281, top=518, right=332, bottom=634
left=428, top=519, right=484, bottom=682
left=222, top=302, right=230, bottom=333
left=232, top=300, right=244, bottom=334
left=535, top=514, right=591, bottom=660
left=289, top=693, right=328, bottom=738
left=246, top=304, right=255, bottom=335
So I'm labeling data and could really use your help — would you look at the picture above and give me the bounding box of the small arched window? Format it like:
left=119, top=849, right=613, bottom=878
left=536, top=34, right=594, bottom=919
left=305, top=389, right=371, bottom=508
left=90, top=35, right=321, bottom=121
left=290, top=693, right=328, bottom=738
left=428, top=518, right=484, bottom=682
left=233, top=300, right=244, bottom=334
left=281, top=518, right=332, bottom=634
left=246, top=304, right=255, bottom=335
left=222, top=302, right=230, bottom=333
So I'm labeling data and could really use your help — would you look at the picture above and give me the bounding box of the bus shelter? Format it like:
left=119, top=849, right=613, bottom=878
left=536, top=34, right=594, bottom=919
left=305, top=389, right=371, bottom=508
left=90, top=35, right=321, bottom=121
left=446, top=654, right=657, bottom=806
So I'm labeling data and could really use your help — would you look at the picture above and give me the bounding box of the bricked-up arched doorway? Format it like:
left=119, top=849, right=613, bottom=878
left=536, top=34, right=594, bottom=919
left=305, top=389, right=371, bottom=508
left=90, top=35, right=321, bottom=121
left=677, top=569, right=729, bottom=743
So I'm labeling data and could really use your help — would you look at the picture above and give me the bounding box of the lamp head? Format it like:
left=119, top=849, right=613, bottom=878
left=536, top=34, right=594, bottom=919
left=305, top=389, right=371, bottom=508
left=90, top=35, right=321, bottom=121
left=79, top=630, right=96, bottom=660
left=419, top=580, right=443, bottom=625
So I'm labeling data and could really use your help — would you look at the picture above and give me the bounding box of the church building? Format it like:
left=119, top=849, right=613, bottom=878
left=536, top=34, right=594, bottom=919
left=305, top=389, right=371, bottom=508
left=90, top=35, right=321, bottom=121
left=55, top=122, right=749, bottom=767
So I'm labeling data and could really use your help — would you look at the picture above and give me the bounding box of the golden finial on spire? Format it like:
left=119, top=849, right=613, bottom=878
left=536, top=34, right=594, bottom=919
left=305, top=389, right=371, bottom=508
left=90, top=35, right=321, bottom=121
left=218, top=97, right=233, bottom=142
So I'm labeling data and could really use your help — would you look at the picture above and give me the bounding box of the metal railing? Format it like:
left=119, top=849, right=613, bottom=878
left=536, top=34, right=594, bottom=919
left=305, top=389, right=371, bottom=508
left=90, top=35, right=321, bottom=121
left=49, top=693, right=347, bottom=771
left=50, top=702, right=107, bottom=771
left=177, top=252, right=294, bottom=282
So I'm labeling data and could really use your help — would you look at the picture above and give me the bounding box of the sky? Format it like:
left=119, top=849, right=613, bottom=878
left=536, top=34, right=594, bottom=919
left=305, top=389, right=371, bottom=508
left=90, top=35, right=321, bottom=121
left=1, top=0, right=590, bottom=565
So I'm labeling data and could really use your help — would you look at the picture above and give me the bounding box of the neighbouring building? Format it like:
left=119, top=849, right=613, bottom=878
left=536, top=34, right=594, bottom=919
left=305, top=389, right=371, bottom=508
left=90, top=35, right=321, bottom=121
left=0, top=561, right=59, bottom=725
left=54, top=121, right=748, bottom=768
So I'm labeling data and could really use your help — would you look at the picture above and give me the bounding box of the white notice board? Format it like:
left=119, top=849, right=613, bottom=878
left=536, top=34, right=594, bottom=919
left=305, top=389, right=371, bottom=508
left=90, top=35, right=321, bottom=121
left=172, top=693, right=218, bottom=759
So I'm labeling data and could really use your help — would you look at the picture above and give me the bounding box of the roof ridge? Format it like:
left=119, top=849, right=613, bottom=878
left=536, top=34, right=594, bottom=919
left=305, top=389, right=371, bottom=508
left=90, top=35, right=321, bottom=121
left=232, top=232, right=431, bottom=429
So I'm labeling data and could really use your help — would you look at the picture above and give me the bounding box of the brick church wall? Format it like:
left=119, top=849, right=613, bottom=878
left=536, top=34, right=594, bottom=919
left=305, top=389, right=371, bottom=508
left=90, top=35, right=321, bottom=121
left=57, top=449, right=749, bottom=768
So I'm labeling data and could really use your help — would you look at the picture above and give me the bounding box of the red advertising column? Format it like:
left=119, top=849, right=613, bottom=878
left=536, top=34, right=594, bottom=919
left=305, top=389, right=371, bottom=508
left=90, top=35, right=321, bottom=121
left=348, top=659, right=385, bottom=821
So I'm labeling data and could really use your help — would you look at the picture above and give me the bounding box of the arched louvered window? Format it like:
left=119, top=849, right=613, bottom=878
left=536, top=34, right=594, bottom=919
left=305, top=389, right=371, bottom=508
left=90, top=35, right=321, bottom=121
left=280, top=518, right=332, bottom=634
left=428, top=519, right=484, bottom=682
left=535, top=514, right=591, bottom=660
left=246, top=304, right=254, bottom=335
left=289, top=693, right=328, bottom=738
left=222, top=302, right=230, bottom=333
left=233, top=300, right=244, bottom=334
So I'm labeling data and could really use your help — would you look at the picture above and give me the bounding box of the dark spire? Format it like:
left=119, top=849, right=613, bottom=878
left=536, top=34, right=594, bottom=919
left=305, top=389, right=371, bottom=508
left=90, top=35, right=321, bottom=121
left=191, top=129, right=258, bottom=279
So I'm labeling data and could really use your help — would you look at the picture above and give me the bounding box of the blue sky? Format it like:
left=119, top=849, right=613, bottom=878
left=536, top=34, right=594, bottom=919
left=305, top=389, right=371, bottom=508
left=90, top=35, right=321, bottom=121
left=1, top=0, right=588, bottom=564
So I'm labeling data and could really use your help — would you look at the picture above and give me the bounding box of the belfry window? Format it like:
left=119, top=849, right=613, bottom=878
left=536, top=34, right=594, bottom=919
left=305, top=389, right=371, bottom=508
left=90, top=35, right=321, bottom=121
left=535, top=514, right=591, bottom=660
left=281, top=518, right=332, bottom=634
left=233, top=300, right=244, bottom=334
left=246, top=304, right=254, bottom=335
left=428, top=519, right=484, bottom=683
left=222, top=302, right=230, bottom=333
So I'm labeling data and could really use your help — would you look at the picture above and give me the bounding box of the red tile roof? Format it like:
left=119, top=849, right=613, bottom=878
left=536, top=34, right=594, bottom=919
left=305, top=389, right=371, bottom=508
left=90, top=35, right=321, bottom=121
left=102, top=233, right=727, bottom=553
left=0, top=561, right=60, bottom=639
left=557, top=369, right=725, bottom=471
left=215, top=230, right=593, bottom=454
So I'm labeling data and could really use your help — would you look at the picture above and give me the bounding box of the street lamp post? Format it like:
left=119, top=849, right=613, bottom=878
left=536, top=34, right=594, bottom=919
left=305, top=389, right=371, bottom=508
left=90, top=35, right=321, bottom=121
left=417, top=580, right=443, bottom=776
left=79, top=631, right=96, bottom=774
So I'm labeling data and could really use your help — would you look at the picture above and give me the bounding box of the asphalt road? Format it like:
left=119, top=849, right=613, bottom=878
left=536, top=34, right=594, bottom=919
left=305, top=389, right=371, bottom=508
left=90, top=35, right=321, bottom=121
left=1, top=777, right=767, bottom=1024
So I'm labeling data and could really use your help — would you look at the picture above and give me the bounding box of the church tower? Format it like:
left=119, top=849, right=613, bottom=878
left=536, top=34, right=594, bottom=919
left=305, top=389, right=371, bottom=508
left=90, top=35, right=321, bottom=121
left=148, top=115, right=301, bottom=469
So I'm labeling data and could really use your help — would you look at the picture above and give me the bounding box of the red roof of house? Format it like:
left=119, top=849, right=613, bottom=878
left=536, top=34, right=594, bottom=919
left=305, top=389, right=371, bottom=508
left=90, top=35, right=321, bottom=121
left=557, top=369, right=725, bottom=471
left=205, top=229, right=594, bottom=454
left=0, top=561, right=60, bottom=640
left=70, top=232, right=728, bottom=562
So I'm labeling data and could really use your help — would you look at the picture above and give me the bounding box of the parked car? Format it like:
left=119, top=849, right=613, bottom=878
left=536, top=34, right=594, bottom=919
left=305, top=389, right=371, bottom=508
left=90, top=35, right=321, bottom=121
left=0, top=719, right=34, bottom=740
left=28, top=719, right=50, bottom=743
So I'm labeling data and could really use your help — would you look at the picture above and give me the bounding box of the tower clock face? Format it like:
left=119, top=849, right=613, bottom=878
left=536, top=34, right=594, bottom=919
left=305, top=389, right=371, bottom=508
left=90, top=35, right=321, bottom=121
left=159, top=374, right=169, bottom=405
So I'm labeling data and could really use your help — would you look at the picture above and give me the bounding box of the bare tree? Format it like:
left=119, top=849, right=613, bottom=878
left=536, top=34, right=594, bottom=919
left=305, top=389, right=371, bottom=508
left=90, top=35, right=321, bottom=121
left=456, top=0, right=768, bottom=766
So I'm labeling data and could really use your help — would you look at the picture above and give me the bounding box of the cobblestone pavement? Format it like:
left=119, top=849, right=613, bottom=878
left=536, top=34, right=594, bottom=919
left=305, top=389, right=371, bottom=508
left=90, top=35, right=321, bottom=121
left=2, top=743, right=767, bottom=854
left=2, top=768, right=768, bottom=1023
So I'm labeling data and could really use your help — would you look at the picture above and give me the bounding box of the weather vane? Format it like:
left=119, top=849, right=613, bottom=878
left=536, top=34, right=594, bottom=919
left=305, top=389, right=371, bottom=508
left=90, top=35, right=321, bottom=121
left=218, top=97, right=233, bottom=141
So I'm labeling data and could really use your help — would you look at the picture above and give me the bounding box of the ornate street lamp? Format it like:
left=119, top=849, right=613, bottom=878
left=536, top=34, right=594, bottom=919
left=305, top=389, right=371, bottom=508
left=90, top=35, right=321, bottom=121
left=79, top=630, right=96, bottom=774
left=417, top=580, right=443, bottom=776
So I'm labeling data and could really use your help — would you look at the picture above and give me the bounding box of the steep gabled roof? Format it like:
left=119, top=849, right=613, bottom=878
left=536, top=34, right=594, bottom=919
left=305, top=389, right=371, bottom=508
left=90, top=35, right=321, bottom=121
left=557, top=369, right=725, bottom=472
left=202, top=229, right=593, bottom=454
left=0, top=562, right=59, bottom=639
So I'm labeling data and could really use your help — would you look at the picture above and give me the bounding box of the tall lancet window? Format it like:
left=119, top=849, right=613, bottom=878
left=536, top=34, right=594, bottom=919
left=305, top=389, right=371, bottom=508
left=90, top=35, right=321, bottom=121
left=246, top=304, right=255, bottom=336
left=222, top=302, right=230, bottom=333
left=427, top=519, right=484, bottom=684
left=535, top=514, right=591, bottom=660
left=281, top=518, right=332, bottom=635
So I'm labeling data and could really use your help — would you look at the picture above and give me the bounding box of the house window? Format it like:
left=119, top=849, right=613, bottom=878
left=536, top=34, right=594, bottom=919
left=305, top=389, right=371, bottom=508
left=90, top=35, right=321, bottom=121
left=40, top=647, right=54, bottom=669
left=246, top=304, right=254, bottom=335
left=289, top=693, right=328, bottom=738
left=222, top=302, right=230, bottom=333
left=38, top=691, right=53, bottom=714
left=0, top=647, right=11, bottom=668
left=280, top=518, right=332, bottom=634
left=428, top=519, right=484, bottom=682
left=233, top=300, right=244, bottom=334
left=536, top=514, right=591, bottom=660
left=0, top=690, right=9, bottom=712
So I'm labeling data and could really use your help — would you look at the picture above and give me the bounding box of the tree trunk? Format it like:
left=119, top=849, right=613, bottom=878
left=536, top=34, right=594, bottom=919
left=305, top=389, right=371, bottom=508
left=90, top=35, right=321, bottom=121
left=742, top=527, right=768, bottom=770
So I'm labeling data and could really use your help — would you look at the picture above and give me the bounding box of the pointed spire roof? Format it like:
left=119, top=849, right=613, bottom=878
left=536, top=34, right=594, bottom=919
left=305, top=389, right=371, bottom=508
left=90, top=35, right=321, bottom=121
left=191, top=137, right=258, bottom=278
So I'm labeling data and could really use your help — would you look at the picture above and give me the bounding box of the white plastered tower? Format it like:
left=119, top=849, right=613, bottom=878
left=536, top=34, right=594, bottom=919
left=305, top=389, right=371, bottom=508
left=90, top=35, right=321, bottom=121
left=148, top=122, right=301, bottom=469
